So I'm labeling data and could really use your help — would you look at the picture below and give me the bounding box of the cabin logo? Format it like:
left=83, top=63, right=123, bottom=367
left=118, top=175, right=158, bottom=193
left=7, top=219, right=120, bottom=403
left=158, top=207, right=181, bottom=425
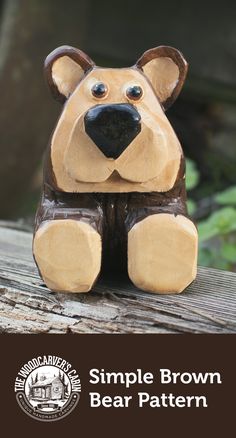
left=14, top=355, right=81, bottom=421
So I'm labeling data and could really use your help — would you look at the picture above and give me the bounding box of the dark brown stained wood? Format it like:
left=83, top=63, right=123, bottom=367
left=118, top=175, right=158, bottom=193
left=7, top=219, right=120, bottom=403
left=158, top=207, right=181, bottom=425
left=0, top=222, right=236, bottom=334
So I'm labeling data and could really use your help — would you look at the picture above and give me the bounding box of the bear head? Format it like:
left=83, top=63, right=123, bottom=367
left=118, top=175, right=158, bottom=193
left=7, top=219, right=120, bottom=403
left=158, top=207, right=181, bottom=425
left=45, top=45, right=188, bottom=193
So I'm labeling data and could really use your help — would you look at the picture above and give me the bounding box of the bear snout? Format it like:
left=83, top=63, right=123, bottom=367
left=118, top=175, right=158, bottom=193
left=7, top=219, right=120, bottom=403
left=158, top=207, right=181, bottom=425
left=84, top=103, right=141, bottom=159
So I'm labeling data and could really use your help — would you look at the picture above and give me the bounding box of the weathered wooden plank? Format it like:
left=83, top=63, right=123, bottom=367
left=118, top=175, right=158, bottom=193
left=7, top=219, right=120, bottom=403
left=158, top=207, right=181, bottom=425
left=0, top=224, right=235, bottom=334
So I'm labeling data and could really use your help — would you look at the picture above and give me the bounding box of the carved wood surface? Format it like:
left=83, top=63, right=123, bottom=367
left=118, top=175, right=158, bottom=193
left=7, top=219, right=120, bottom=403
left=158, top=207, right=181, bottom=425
left=0, top=221, right=235, bottom=334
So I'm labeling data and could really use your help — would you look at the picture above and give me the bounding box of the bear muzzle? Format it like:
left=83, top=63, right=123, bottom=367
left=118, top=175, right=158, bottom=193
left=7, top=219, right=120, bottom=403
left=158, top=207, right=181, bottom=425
left=84, top=103, right=141, bottom=159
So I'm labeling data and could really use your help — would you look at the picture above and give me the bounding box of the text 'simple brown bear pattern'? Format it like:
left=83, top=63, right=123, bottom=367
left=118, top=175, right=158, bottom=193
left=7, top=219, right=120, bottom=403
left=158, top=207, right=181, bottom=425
left=33, top=45, right=198, bottom=294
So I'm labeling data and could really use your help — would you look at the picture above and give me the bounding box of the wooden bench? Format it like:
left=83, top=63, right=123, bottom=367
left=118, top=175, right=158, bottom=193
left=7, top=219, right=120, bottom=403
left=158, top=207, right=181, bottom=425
left=0, top=221, right=235, bottom=334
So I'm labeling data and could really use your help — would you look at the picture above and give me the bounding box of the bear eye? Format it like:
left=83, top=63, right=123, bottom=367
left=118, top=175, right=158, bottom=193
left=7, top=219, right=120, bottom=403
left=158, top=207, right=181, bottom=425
left=91, top=82, right=108, bottom=98
left=126, top=85, right=143, bottom=100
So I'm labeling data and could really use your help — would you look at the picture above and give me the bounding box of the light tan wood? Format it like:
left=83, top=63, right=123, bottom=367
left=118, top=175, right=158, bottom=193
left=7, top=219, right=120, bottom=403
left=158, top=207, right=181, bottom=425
left=128, top=214, right=198, bottom=294
left=52, top=56, right=85, bottom=99
left=64, top=116, right=115, bottom=183
left=116, top=111, right=167, bottom=182
left=136, top=46, right=188, bottom=109
left=33, top=219, right=101, bottom=293
left=142, top=57, right=179, bottom=104
left=50, top=68, right=182, bottom=192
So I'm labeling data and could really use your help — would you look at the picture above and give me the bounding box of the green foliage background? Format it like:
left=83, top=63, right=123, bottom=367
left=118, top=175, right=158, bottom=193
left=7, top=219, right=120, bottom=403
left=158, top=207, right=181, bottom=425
left=186, top=159, right=236, bottom=271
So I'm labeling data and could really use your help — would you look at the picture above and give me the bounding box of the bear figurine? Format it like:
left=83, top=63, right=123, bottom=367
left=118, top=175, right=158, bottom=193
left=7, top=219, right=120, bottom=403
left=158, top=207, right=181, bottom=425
left=33, top=45, right=198, bottom=294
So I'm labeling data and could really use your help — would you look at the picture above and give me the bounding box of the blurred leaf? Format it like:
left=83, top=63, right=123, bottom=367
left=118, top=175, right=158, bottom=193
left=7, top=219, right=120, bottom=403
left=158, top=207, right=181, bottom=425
left=198, top=221, right=219, bottom=242
left=198, top=207, right=236, bottom=242
left=187, top=199, right=197, bottom=215
left=210, top=207, right=236, bottom=233
left=186, top=158, right=200, bottom=191
left=198, top=247, right=214, bottom=266
left=221, top=243, right=236, bottom=263
left=214, top=186, right=236, bottom=205
left=211, top=258, right=231, bottom=271
left=199, top=246, right=231, bottom=270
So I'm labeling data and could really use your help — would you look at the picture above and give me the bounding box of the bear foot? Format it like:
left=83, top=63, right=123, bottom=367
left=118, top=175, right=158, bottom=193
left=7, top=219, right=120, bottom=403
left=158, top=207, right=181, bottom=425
left=128, top=213, right=198, bottom=294
left=33, top=219, right=101, bottom=293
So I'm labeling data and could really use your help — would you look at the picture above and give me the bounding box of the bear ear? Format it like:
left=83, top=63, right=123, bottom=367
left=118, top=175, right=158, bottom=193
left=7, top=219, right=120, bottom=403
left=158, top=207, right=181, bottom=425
left=136, top=46, right=188, bottom=110
left=45, top=45, right=95, bottom=103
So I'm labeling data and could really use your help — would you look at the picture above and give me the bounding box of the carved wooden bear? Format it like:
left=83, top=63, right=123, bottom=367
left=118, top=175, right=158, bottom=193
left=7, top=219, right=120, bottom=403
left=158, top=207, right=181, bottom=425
left=33, top=45, right=198, bottom=294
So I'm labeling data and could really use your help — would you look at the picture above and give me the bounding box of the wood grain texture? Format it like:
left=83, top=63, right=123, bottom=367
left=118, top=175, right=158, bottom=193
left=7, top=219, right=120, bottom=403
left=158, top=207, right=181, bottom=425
left=0, top=222, right=235, bottom=334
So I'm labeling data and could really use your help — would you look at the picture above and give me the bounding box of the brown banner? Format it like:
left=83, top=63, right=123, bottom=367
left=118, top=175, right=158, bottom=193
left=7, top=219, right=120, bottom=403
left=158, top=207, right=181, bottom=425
left=0, top=334, right=234, bottom=436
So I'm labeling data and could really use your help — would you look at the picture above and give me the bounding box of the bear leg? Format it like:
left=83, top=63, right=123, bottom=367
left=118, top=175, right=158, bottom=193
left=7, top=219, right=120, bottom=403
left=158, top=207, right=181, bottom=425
left=127, top=213, right=198, bottom=294
left=33, top=219, right=102, bottom=293
left=33, top=188, right=103, bottom=293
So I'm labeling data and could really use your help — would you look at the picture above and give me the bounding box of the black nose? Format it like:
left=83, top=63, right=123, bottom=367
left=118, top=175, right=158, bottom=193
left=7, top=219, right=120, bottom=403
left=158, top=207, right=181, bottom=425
left=84, top=103, right=141, bottom=159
